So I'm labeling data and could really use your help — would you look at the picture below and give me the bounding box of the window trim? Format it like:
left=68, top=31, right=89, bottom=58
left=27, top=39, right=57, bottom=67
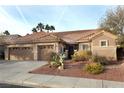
left=81, top=44, right=89, bottom=50
left=100, top=40, right=108, bottom=47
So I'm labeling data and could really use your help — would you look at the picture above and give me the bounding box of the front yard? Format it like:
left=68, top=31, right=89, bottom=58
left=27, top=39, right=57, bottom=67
left=29, top=60, right=124, bottom=82
left=29, top=51, right=124, bottom=82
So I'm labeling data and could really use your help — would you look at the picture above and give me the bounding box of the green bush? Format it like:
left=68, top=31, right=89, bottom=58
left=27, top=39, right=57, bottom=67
left=48, top=52, right=65, bottom=68
left=84, top=63, right=104, bottom=74
left=48, top=52, right=61, bottom=68
left=72, top=50, right=91, bottom=61
left=49, top=52, right=60, bottom=62
left=91, top=55, right=109, bottom=65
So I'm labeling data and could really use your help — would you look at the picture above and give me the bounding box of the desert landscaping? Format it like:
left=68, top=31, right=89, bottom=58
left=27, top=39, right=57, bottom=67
left=29, top=51, right=124, bottom=82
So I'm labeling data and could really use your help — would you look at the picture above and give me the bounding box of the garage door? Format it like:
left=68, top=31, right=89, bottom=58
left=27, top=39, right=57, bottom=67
left=38, top=45, right=54, bottom=61
left=9, top=47, right=34, bottom=61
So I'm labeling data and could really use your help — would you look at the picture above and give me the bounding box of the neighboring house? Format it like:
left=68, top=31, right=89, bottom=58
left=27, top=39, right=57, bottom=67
left=4, top=29, right=118, bottom=61
left=0, top=35, right=20, bottom=59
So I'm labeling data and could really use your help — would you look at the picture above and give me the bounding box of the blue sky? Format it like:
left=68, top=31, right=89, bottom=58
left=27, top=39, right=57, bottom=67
left=0, top=5, right=116, bottom=35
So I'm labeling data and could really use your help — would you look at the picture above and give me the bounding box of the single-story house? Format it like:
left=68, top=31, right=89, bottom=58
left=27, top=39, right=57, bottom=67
left=4, top=29, right=118, bottom=61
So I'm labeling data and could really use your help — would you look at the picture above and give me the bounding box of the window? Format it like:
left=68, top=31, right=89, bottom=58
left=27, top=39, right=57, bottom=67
left=50, top=45, right=53, bottom=49
left=100, top=40, right=108, bottom=47
left=81, top=44, right=89, bottom=50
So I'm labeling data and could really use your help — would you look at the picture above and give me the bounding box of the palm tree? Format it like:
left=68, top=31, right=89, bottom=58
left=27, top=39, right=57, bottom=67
left=31, top=23, right=55, bottom=33
left=32, top=28, right=37, bottom=33
left=37, top=23, right=44, bottom=31
left=50, top=25, right=55, bottom=32
left=45, top=24, right=51, bottom=32
left=4, top=30, right=10, bottom=35
left=36, top=25, right=39, bottom=31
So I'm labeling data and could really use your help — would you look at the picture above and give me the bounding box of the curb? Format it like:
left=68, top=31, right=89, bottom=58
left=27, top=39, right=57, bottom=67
left=1, top=75, right=124, bottom=88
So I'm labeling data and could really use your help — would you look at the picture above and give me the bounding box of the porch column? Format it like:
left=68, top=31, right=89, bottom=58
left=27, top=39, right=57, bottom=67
left=33, top=44, right=38, bottom=61
left=55, top=43, right=59, bottom=53
left=5, top=46, right=9, bottom=60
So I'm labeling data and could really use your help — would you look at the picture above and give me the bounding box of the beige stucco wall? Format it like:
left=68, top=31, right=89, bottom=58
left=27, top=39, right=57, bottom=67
left=91, top=34, right=117, bottom=60
left=92, top=34, right=116, bottom=46
left=5, top=46, right=9, bottom=60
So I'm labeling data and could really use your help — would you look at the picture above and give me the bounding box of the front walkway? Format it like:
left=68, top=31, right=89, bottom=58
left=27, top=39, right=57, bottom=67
left=0, top=61, right=124, bottom=88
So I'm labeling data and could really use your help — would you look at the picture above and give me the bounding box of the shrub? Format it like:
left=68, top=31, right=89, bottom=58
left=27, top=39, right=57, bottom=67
left=72, top=50, right=91, bottom=61
left=49, top=52, right=60, bottom=62
left=48, top=52, right=65, bottom=68
left=84, top=63, right=104, bottom=74
left=48, top=52, right=61, bottom=68
left=91, top=55, right=109, bottom=65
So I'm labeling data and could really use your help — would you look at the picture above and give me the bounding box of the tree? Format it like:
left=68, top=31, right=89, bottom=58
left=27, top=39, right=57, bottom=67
left=99, top=6, right=124, bottom=35
left=99, top=6, right=124, bottom=47
left=3, top=30, right=10, bottom=35
left=36, top=23, right=44, bottom=31
left=45, top=25, right=55, bottom=32
left=32, top=28, right=37, bottom=33
left=118, top=35, right=124, bottom=47
left=50, top=25, right=55, bottom=32
left=45, top=24, right=51, bottom=32
left=32, top=22, right=55, bottom=33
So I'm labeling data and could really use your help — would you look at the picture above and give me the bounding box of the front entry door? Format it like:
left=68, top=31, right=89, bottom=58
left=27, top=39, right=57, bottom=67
left=67, top=44, right=78, bottom=59
left=68, top=45, right=74, bottom=59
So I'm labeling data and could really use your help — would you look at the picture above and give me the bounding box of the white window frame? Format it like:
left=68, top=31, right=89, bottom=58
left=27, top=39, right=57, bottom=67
left=100, top=40, right=108, bottom=47
left=81, top=44, right=89, bottom=50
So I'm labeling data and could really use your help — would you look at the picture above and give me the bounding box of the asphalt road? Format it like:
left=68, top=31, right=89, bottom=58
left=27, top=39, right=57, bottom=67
left=0, top=83, right=31, bottom=88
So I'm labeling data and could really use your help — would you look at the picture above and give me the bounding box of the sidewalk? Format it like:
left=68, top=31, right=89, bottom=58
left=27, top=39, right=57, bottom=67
left=2, top=73, right=124, bottom=88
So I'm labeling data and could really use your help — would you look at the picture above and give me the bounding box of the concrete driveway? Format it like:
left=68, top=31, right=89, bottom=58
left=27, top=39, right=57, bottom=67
left=0, top=61, right=47, bottom=86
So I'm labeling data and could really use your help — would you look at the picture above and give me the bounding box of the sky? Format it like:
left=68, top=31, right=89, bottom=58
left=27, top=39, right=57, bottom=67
left=0, top=5, right=116, bottom=35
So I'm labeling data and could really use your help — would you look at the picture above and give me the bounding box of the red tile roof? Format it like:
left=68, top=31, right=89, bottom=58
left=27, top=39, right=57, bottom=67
left=53, top=29, right=99, bottom=43
left=9, top=29, right=102, bottom=44
left=0, top=35, right=20, bottom=45
left=14, top=31, right=61, bottom=44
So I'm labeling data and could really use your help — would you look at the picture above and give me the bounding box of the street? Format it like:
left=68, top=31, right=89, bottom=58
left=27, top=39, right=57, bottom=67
left=0, top=83, right=31, bottom=88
